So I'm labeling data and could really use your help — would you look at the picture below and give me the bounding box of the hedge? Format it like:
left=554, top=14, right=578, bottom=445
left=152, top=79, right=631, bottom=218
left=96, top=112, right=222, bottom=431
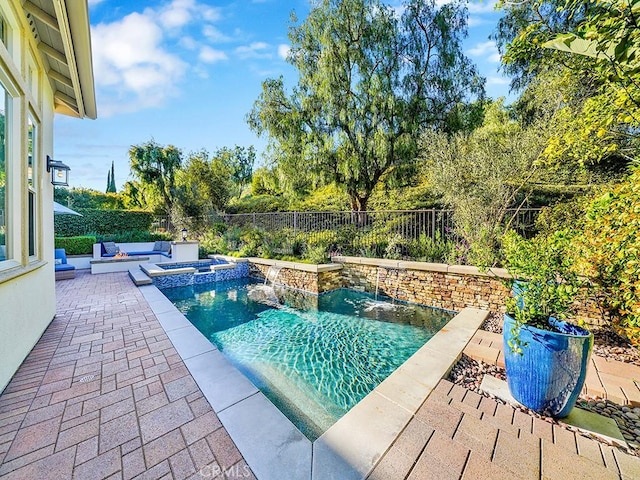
left=54, top=209, right=154, bottom=237
left=54, top=235, right=97, bottom=255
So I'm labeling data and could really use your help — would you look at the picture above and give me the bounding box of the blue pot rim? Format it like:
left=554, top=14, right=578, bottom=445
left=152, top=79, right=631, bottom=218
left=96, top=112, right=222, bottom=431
left=504, top=313, right=592, bottom=339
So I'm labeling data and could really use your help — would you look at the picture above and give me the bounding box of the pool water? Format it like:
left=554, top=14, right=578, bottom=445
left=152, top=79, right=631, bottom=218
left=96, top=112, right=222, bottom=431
left=162, top=278, right=454, bottom=440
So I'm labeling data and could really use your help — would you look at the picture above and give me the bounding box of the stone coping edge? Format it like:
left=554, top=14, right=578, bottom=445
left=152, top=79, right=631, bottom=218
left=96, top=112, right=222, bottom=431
left=140, top=263, right=195, bottom=277
left=209, top=254, right=249, bottom=263
left=332, top=255, right=511, bottom=279
left=247, top=257, right=343, bottom=273
left=90, top=256, right=150, bottom=264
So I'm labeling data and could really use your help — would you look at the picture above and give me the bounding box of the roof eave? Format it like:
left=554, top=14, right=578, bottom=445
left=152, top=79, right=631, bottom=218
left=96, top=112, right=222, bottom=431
left=55, top=1, right=97, bottom=119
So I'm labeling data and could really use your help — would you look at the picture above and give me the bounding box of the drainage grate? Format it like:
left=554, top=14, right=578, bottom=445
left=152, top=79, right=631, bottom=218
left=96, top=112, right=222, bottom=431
left=78, top=374, right=96, bottom=383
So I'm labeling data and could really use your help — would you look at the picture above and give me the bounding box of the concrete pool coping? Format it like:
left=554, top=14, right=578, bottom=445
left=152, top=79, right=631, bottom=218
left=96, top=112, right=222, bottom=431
left=139, top=283, right=489, bottom=480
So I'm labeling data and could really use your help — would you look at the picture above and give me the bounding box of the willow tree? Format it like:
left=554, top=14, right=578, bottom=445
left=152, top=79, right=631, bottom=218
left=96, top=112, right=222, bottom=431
left=128, top=140, right=182, bottom=214
left=247, top=0, right=484, bottom=211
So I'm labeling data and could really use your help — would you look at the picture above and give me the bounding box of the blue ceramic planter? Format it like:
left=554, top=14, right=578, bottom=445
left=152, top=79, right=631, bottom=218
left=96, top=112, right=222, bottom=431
left=503, top=313, right=593, bottom=418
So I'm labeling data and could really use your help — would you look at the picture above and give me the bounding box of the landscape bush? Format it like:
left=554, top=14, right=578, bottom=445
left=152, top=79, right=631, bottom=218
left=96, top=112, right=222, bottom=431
left=54, top=209, right=154, bottom=236
left=581, top=165, right=640, bottom=344
left=96, top=230, right=171, bottom=244
left=54, top=236, right=97, bottom=255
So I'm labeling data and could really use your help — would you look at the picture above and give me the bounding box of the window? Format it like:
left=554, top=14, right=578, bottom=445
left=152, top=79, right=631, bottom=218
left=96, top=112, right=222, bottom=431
left=0, top=83, right=7, bottom=262
left=0, top=15, right=5, bottom=47
left=27, top=115, right=36, bottom=257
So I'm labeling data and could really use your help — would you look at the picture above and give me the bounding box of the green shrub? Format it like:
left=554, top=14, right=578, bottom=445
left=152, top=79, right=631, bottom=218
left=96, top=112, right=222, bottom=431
left=582, top=165, right=640, bottom=344
left=97, top=230, right=170, bottom=243
left=304, top=245, right=329, bottom=264
left=54, top=235, right=97, bottom=255
left=407, top=232, right=453, bottom=263
left=54, top=209, right=154, bottom=236
left=384, top=233, right=406, bottom=260
left=200, top=231, right=229, bottom=255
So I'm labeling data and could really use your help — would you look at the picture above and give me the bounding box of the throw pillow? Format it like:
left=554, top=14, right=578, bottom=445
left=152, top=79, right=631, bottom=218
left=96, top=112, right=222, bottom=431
left=160, top=241, right=172, bottom=253
left=55, top=258, right=63, bottom=265
left=153, top=240, right=163, bottom=251
left=103, top=241, right=118, bottom=255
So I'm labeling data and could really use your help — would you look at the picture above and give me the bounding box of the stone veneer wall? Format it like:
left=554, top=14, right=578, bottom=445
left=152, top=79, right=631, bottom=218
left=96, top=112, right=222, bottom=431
left=336, top=259, right=608, bottom=326
left=249, top=263, right=343, bottom=294
left=247, top=257, right=608, bottom=326
left=339, top=263, right=509, bottom=313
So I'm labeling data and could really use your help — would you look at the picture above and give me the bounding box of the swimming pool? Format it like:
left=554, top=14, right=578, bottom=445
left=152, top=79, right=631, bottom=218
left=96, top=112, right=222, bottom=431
left=162, top=278, right=454, bottom=440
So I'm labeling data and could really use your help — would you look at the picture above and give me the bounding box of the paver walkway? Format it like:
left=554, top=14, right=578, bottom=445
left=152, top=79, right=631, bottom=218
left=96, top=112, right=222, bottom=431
left=0, top=271, right=253, bottom=479
left=2, top=271, right=640, bottom=479
left=369, top=379, right=640, bottom=480
left=465, top=329, right=640, bottom=406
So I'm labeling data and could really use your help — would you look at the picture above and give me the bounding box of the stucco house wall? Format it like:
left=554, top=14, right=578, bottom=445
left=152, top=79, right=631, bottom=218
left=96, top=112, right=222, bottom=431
left=0, top=0, right=96, bottom=392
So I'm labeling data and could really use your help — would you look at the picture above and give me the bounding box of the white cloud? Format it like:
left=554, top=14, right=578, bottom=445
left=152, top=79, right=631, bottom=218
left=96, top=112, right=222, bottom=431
left=468, top=16, right=487, bottom=27
left=467, top=0, right=498, bottom=14
left=89, top=0, right=231, bottom=116
left=203, top=24, right=231, bottom=43
left=199, top=46, right=227, bottom=63
left=487, top=76, right=510, bottom=86
left=466, top=40, right=501, bottom=62
left=179, top=36, right=198, bottom=50
left=235, top=42, right=271, bottom=59
left=92, top=11, right=187, bottom=115
left=277, top=44, right=290, bottom=60
left=88, top=0, right=106, bottom=6
left=432, top=0, right=497, bottom=14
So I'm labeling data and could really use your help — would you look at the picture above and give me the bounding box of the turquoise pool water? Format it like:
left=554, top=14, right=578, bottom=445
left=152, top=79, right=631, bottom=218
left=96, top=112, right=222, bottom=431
left=162, top=278, right=454, bottom=440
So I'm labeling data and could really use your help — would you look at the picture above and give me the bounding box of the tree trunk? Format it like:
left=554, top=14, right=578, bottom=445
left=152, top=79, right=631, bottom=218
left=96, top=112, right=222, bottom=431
left=349, top=194, right=369, bottom=212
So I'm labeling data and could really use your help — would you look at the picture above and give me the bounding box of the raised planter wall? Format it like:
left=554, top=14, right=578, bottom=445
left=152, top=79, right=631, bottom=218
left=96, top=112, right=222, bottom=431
left=245, top=256, right=607, bottom=326
left=334, top=257, right=510, bottom=313
left=248, top=259, right=343, bottom=294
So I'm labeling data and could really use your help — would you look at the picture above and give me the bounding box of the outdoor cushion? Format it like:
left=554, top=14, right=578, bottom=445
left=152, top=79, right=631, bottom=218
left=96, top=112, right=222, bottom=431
left=160, top=241, right=172, bottom=253
left=55, top=263, right=75, bottom=272
left=54, top=248, right=68, bottom=263
left=102, top=241, right=118, bottom=255
left=153, top=240, right=163, bottom=251
left=127, top=251, right=158, bottom=256
left=54, top=248, right=75, bottom=272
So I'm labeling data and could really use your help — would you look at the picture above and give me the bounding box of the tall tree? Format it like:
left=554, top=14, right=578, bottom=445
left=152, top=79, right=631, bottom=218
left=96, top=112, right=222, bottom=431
left=106, top=161, right=117, bottom=193
left=248, top=0, right=484, bottom=211
left=421, top=100, right=549, bottom=266
left=128, top=140, right=182, bottom=214
left=215, top=145, right=255, bottom=197
left=495, top=0, right=639, bottom=167
left=172, top=150, right=233, bottom=233
left=110, top=161, right=116, bottom=192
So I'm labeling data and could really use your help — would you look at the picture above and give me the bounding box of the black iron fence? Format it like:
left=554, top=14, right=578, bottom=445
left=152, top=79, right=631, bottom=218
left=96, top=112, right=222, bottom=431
left=154, top=208, right=541, bottom=243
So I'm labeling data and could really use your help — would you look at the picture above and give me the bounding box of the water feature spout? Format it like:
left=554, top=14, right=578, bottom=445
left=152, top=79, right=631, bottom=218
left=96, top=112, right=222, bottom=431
left=264, top=265, right=283, bottom=286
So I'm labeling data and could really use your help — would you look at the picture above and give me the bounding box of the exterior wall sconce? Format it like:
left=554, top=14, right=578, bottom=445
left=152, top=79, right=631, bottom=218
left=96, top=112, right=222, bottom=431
left=181, top=228, right=188, bottom=242
left=47, top=155, right=71, bottom=186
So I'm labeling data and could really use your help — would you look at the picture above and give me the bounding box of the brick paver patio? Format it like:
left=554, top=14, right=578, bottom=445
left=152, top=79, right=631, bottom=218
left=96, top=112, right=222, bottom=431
left=0, top=271, right=253, bottom=479
left=1, top=271, right=640, bottom=479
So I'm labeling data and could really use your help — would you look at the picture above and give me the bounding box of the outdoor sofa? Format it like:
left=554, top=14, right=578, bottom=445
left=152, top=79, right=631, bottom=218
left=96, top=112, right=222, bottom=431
left=93, top=241, right=172, bottom=263
left=54, top=248, right=76, bottom=280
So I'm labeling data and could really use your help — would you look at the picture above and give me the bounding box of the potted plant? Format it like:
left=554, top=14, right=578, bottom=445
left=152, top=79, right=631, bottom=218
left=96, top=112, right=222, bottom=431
left=501, top=229, right=593, bottom=418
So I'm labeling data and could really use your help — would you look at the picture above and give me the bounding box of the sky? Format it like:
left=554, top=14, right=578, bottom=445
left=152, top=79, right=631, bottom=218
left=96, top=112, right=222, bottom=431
left=55, top=0, right=511, bottom=192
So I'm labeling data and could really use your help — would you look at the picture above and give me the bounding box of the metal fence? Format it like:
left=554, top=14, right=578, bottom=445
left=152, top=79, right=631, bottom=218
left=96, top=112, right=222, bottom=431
left=226, top=209, right=539, bottom=238
left=155, top=208, right=541, bottom=243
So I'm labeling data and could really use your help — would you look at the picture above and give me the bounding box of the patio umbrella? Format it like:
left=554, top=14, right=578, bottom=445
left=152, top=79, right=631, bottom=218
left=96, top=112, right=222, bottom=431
left=53, top=201, right=82, bottom=216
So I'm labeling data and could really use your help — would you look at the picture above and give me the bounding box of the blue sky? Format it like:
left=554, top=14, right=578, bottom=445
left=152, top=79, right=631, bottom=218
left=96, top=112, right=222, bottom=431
left=55, top=0, right=510, bottom=192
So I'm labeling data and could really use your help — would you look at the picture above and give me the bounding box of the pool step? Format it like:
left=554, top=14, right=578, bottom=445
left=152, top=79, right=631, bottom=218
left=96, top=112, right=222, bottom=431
left=128, top=267, right=152, bottom=286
